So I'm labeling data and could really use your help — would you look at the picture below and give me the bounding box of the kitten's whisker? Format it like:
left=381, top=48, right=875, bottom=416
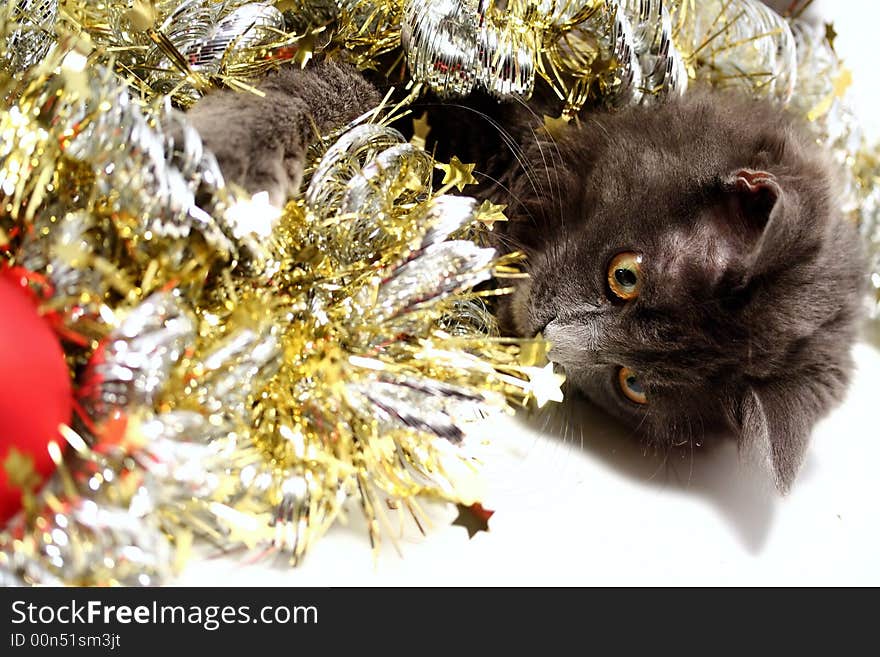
left=413, top=102, right=547, bottom=226
left=511, top=97, right=568, bottom=235
left=430, top=102, right=549, bottom=229
left=585, top=117, right=611, bottom=139
left=648, top=446, right=670, bottom=483
left=687, top=416, right=705, bottom=488
left=491, top=232, right=531, bottom=254
left=472, top=170, right=538, bottom=228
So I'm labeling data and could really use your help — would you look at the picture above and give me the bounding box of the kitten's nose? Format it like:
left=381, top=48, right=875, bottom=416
left=543, top=318, right=599, bottom=367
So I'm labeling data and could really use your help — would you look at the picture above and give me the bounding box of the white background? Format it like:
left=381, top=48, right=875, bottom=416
left=179, top=1, right=880, bottom=586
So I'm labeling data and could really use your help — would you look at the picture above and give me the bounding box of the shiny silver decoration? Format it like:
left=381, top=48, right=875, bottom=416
left=347, top=374, right=499, bottom=442
left=160, top=0, right=284, bottom=74
left=402, top=0, right=480, bottom=96
left=623, top=0, right=686, bottom=102
left=55, top=74, right=235, bottom=252
left=1, top=495, right=175, bottom=586
left=306, top=123, right=408, bottom=214
left=401, top=0, right=685, bottom=105
left=1, top=0, right=58, bottom=75
left=306, top=122, right=438, bottom=263
left=536, top=0, right=596, bottom=25
left=263, top=470, right=348, bottom=563
left=402, top=0, right=536, bottom=100
left=32, top=58, right=270, bottom=267
left=340, top=143, right=434, bottom=218
left=307, top=122, right=493, bottom=319
left=374, top=240, right=496, bottom=321
left=677, top=0, right=797, bottom=103
left=79, top=291, right=196, bottom=422
left=135, top=411, right=237, bottom=502
left=476, top=17, right=536, bottom=99
left=271, top=473, right=312, bottom=556
left=19, top=210, right=107, bottom=300
left=553, top=0, right=687, bottom=106
left=599, top=1, right=643, bottom=104
left=61, top=501, right=175, bottom=586
left=197, top=323, right=282, bottom=420
left=306, top=122, right=488, bottom=276
left=3, top=52, right=270, bottom=277
left=145, top=0, right=284, bottom=99
left=418, top=194, right=480, bottom=248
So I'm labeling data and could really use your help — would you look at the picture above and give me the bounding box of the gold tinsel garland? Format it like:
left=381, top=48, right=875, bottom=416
left=0, top=0, right=877, bottom=585
left=0, top=6, right=551, bottom=585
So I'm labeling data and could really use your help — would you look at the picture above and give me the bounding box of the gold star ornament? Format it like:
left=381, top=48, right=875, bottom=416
left=807, top=67, right=852, bottom=122
left=411, top=111, right=431, bottom=150
left=542, top=113, right=571, bottom=138
left=824, top=22, right=838, bottom=52
left=524, top=362, right=566, bottom=408
left=3, top=448, right=42, bottom=492
left=436, top=156, right=479, bottom=192
left=475, top=200, right=508, bottom=229
left=452, top=503, right=495, bottom=538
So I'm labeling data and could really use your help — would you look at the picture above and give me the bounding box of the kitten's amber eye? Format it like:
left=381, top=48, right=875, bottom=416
left=618, top=367, right=648, bottom=405
left=607, top=252, right=643, bottom=301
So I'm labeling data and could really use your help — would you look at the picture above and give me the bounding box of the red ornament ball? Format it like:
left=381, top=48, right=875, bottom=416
left=0, top=269, right=73, bottom=522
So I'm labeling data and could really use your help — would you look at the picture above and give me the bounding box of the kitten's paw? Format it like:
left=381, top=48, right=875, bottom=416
left=214, top=143, right=299, bottom=207
left=186, top=91, right=308, bottom=204
left=185, top=61, right=380, bottom=205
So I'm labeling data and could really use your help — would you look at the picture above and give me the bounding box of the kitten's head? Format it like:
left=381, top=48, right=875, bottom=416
left=501, top=94, right=865, bottom=491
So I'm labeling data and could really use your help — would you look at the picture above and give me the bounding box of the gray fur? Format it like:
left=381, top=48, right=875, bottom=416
left=186, top=61, right=380, bottom=204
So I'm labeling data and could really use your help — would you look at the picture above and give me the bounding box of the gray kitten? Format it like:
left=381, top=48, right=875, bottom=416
left=187, top=62, right=866, bottom=493
left=491, top=92, right=865, bottom=493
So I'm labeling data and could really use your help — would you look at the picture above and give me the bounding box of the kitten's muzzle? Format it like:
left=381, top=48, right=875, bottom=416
left=543, top=314, right=606, bottom=367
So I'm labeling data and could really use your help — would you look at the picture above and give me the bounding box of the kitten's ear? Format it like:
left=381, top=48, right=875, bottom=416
left=721, top=169, right=782, bottom=242
left=706, top=169, right=793, bottom=278
left=728, top=169, right=779, bottom=197
left=734, top=383, right=811, bottom=494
